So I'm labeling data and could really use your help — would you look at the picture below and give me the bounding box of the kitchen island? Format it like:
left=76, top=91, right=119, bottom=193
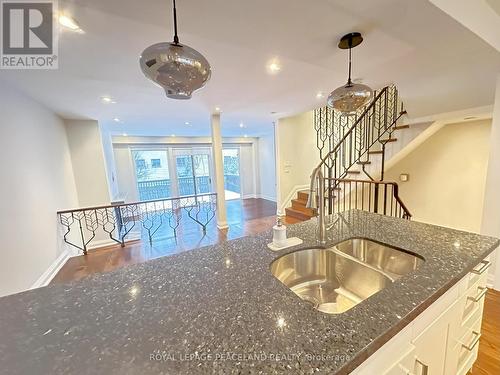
left=0, top=210, right=498, bottom=374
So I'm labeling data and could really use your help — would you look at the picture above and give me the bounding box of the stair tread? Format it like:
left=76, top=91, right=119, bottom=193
left=291, top=199, right=315, bottom=213
left=394, top=125, right=410, bottom=130
left=346, top=170, right=361, bottom=174
left=368, top=150, right=384, bottom=154
left=285, top=207, right=314, bottom=220
left=380, top=138, right=397, bottom=142
left=357, top=161, right=371, bottom=165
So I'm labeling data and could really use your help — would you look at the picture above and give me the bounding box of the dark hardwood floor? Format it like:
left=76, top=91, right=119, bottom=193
left=470, top=288, right=500, bottom=375
left=52, top=198, right=300, bottom=284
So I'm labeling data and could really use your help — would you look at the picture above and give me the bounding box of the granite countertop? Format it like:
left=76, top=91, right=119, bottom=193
left=0, top=210, right=498, bottom=375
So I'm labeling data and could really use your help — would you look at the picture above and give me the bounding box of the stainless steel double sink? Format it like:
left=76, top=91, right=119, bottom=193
left=270, top=238, right=424, bottom=314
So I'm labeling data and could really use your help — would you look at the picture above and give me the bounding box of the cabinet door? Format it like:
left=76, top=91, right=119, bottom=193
left=384, top=347, right=416, bottom=375
left=412, top=310, right=451, bottom=374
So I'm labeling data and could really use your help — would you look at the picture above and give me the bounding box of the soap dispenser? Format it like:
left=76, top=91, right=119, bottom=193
left=273, top=216, right=287, bottom=247
left=267, top=216, right=303, bottom=251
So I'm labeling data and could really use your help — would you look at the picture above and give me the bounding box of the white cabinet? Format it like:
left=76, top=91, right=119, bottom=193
left=411, top=304, right=459, bottom=375
left=384, top=346, right=416, bottom=375
left=352, top=257, right=490, bottom=375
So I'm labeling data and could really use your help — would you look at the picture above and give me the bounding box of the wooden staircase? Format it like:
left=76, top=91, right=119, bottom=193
left=285, top=191, right=317, bottom=221
left=285, top=85, right=412, bottom=222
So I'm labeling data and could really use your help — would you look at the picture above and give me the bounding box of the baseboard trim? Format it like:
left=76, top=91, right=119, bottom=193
left=278, top=184, right=309, bottom=216
left=31, top=249, right=71, bottom=290
left=241, top=194, right=257, bottom=199
left=487, top=272, right=495, bottom=289
left=87, top=238, right=120, bottom=250
left=217, top=222, right=229, bottom=230
left=86, top=235, right=141, bottom=251
left=258, top=194, right=277, bottom=202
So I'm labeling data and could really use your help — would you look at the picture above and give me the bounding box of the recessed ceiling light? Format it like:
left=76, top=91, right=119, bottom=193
left=316, top=92, right=325, bottom=99
left=214, top=107, right=221, bottom=112
left=185, top=121, right=190, bottom=125
left=239, top=122, right=244, bottom=128
left=58, top=14, right=83, bottom=32
left=171, top=134, right=176, bottom=137
left=122, top=133, right=128, bottom=137
left=267, top=59, right=281, bottom=74
left=244, top=134, right=248, bottom=138
left=101, top=96, right=116, bottom=104
left=113, top=118, right=121, bottom=123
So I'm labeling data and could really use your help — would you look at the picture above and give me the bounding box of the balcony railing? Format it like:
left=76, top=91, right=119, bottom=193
left=138, top=175, right=239, bottom=201
left=224, top=174, right=240, bottom=193
left=57, top=193, right=217, bottom=255
left=137, top=179, right=172, bottom=200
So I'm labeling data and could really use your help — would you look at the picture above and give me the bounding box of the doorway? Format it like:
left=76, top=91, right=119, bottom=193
left=132, top=147, right=214, bottom=202
left=173, top=148, right=213, bottom=197
left=223, top=148, right=241, bottom=200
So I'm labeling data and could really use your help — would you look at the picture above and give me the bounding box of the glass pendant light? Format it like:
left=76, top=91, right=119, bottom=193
left=139, top=0, right=211, bottom=99
left=327, top=32, right=373, bottom=113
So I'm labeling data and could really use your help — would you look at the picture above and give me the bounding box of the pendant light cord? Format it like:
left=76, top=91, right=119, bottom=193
left=347, top=38, right=353, bottom=86
left=173, top=0, right=179, bottom=45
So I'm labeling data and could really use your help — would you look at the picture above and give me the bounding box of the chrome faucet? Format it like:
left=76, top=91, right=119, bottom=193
left=306, top=166, right=326, bottom=244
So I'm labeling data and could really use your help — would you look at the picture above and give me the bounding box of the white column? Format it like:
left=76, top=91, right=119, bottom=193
left=211, top=113, right=228, bottom=229
left=481, top=75, right=500, bottom=291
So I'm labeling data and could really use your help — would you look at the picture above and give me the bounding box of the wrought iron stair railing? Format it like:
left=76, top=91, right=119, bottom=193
left=313, top=85, right=409, bottom=217
left=58, top=193, right=217, bottom=255
left=329, top=178, right=411, bottom=219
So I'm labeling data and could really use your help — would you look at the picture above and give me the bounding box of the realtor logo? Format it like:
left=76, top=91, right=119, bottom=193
left=1, top=0, right=58, bottom=69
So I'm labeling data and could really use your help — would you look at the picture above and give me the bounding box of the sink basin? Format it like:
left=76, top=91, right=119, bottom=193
left=270, top=247, right=392, bottom=314
left=333, top=238, right=424, bottom=280
left=270, top=239, right=424, bottom=314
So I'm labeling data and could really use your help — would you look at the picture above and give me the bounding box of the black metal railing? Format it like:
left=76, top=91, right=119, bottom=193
left=137, top=179, right=172, bottom=200
left=57, top=193, right=217, bottom=255
left=137, top=175, right=240, bottom=201
left=313, top=85, right=408, bottom=214
left=137, top=176, right=212, bottom=201
left=327, top=178, right=411, bottom=219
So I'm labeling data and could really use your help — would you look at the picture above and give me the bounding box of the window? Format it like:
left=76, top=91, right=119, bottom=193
left=151, top=158, right=161, bottom=168
left=131, top=150, right=171, bottom=200
left=135, top=159, right=146, bottom=169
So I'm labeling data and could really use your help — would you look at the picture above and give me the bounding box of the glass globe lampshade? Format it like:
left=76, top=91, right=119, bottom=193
left=327, top=82, right=373, bottom=113
left=327, top=32, right=373, bottom=113
left=140, top=42, right=211, bottom=100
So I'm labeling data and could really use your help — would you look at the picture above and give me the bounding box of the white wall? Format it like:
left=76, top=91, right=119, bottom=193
left=257, top=133, right=277, bottom=201
left=385, top=120, right=492, bottom=233
left=276, top=111, right=318, bottom=213
left=113, top=145, right=139, bottom=202
left=0, top=84, right=79, bottom=297
left=65, top=120, right=111, bottom=207
left=239, top=143, right=257, bottom=198
left=100, top=129, right=120, bottom=201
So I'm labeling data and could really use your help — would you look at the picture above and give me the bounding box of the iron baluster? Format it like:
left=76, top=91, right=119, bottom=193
left=57, top=193, right=218, bottom=254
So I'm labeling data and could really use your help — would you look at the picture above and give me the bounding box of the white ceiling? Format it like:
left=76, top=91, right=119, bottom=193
left=1, top=0, right=500, bottom=137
